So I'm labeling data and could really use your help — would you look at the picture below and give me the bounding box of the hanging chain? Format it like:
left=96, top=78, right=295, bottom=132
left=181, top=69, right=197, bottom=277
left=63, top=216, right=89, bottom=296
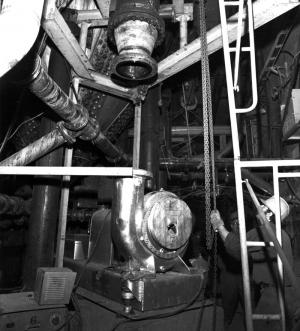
left=200, top=0, right=216, bottom=250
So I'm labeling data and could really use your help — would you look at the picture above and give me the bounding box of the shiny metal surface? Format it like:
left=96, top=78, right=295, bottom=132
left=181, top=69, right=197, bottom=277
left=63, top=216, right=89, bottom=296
left=145, top=191, right=192, bottom=251
left=112, top=178, right=193, bottom=272
left=112, top=20, right=158, bottom=81
left=111, top=177, right=155, bottom=272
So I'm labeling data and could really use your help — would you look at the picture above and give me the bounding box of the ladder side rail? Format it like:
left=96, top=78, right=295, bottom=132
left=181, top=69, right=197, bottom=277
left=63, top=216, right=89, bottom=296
left=234, top=160, right=254, bottom=331
left=273, top=165, right=286, bottom=331
left=219, top=1, right=256, bottom=329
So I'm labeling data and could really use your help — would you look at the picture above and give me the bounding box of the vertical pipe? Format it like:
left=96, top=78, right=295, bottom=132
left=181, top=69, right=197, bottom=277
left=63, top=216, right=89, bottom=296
left=23, top=47, right=69, bottom=289
left=56, top=22, right=89, bottom=267
left=23, top=119, right=64, bottom=289
left=179, top=15, right=188, bottom=48
left=132, top=102, right=142, bottom=169
left=140, top=87, right=160, bottom=190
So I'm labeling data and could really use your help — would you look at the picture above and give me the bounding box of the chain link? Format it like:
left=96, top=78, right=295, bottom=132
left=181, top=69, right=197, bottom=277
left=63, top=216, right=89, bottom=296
left=200, top=0, right=216, bottom=250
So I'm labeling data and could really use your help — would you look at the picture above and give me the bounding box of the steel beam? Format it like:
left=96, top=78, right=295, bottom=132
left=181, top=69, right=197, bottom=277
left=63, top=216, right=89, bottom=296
left=94, top=0, right=110, bottom=18
left=153, top=0, right=300, bottom=86
left=43, top=2, right=93, bottom=79
left=71, top=4, right=193, bottom=22
left=80, top=71, right=140, bottom=101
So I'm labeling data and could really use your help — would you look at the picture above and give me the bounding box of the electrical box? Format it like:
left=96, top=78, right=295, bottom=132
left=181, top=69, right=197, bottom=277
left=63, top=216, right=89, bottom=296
left=34, top=267, right=76, bottom=305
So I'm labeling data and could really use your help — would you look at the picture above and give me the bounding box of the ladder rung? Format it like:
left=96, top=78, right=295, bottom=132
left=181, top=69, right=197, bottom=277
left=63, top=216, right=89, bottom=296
left=229, top=46, right=251, bottom=52
left=252, top=314, right=281, bottom=320
left=246, top=241, right=274, bottom=247
left=224, top=1, right=240, bottom=6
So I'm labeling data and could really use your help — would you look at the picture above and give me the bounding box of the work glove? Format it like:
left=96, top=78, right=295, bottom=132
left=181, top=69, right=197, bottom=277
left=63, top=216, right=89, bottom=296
left=210, top=210, right=224, bottom=232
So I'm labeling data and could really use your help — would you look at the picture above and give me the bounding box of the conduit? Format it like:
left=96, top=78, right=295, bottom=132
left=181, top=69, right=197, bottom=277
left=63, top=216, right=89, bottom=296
left=0, top=0, right=44, bottom=78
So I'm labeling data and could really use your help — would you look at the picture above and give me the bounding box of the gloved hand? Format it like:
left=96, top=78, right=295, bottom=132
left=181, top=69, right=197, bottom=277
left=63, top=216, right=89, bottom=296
left=210, top=210, right=224, bottom=232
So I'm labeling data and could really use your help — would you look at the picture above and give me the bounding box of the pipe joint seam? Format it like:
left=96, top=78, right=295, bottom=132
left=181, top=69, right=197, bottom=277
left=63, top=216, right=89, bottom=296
left=56, top=122, right=76, bottom=145
left=79, top=117, right=100, bottom=141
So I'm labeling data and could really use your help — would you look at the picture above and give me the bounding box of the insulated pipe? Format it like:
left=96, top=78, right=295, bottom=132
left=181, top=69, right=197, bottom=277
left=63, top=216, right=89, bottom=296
left=0, top=0, right=44, bottom=78
left=0, top=129, right=65, bottom=166
left=28, top=57, right=130, bottom=164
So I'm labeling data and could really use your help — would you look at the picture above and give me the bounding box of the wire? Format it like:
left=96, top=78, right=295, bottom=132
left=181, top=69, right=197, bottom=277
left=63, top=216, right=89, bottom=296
left=111, top=278, right=204, bottom=331
left=0, top=88, right=26, bottom=155
left=7, top=113, right=44, bottom=142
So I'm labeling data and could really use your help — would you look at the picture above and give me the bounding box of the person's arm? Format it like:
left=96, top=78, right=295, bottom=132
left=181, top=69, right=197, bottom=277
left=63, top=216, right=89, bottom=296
left=210, top=210, right=241, bottom=260
left=210, top=210, right=229, bottom=241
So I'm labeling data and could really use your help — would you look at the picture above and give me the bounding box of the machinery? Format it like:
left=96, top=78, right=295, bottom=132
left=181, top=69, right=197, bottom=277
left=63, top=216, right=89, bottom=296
left=66, top=177, right=206, bottom=313
left=1, top=0, right=300, bottom=330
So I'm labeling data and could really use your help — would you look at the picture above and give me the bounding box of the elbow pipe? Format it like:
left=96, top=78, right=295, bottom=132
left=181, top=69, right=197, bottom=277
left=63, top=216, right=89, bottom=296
left=0, top=0, right=44, bottom=78
left=27, top=57, right=131, bottom=164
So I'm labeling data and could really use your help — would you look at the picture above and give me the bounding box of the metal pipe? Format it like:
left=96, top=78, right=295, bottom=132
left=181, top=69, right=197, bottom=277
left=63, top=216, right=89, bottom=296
left=241, top=168, right=274, bottom=196
left=0, top=166, right=151, bottom=177
left=140, top=87, right=160, bottom=190
left=0, top=129, right=65, bottom=166
left=178, top=15, right=188, bottom=48
left=29, top=57, right=88, bottom=131
left=28, top=57, right=130, bottom=164
left=56, top=147, right=73, bottom=268
left=132, top=102, right=142, bottom=169
left=160, top=157, right=233, bottom=169
left=56, top=22, right=88, bottom=268
left=23, top=118, right=64, bottom=290
left=23, top=46, right=68, bottom=289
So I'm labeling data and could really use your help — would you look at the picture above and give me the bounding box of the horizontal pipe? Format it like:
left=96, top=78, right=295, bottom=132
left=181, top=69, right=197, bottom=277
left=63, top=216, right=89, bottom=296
left=28, top=57, right=130, bottom=164
left=0, top=166, right=152, bottom=177
left=160, top=157, right=233, bottom=169
left=0, top=129, right=66, bottom=166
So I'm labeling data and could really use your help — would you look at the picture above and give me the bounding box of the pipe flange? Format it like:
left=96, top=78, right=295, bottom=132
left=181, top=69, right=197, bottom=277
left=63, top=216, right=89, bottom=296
left=112, top=52, right=157, bottom=81
left=108, top=7, right=165, bottom=47
left=56, top=122, right=76, bottom=145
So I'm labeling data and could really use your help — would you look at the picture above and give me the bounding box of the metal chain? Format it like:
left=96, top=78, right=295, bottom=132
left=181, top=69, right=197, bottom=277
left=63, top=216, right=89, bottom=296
left=200, top=0, right=216, bottom=250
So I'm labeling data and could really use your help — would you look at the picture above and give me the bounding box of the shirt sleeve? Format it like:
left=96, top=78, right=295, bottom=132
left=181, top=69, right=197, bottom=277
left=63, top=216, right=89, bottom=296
left=224, top=232, right=242, bottom=260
